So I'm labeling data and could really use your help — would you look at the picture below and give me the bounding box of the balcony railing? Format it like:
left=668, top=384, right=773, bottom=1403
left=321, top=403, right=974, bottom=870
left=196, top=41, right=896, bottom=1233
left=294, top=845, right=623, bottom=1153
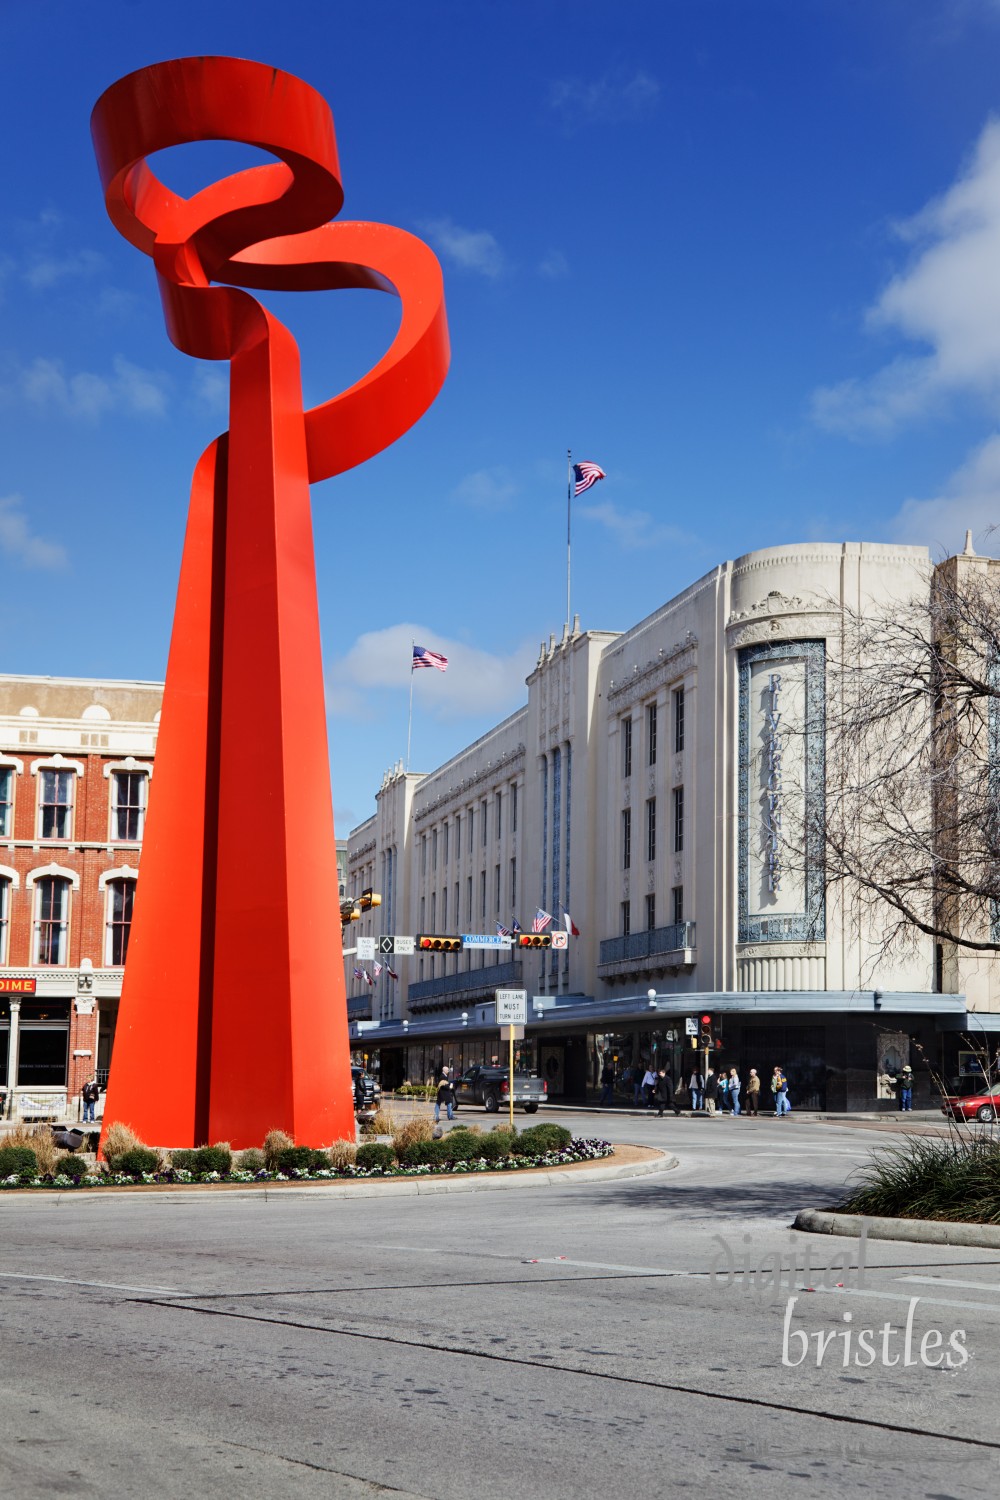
left=347, top=995, right=373, bottom=1021
left=408, top=959, right=523, bottom=1011
left=599, top=921, right=696, bottom=967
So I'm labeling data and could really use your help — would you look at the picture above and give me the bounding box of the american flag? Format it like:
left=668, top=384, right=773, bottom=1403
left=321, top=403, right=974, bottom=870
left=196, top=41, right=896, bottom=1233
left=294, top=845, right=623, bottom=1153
left=573, top=461, right=606, bottom=497
left=533, top=907, right=553, bottom=933
left=495, top=919, right=511, bottom=938
left=373, top=961, right=383, bottom=979
left=511, top=917, right=522, bottom=934
left=413, top=645, right=449, bottom=672
left=353, top=966, right=364, bottom=981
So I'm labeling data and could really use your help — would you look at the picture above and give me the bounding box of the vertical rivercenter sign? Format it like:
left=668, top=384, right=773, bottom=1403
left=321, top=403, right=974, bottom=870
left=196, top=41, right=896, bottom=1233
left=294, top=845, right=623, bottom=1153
left=738, top=639, right=826, bottom=944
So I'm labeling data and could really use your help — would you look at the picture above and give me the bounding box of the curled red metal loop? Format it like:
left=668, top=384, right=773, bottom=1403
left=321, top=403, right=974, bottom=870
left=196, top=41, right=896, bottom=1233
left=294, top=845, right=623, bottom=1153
left=91, top=55, right=449, bottom=475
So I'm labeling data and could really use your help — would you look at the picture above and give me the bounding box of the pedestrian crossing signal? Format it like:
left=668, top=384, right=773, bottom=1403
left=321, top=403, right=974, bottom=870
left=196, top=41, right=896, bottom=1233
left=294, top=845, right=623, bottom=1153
left=517, top=933, right=551, bottom=948
left=416, top=935, right=463, bottom=952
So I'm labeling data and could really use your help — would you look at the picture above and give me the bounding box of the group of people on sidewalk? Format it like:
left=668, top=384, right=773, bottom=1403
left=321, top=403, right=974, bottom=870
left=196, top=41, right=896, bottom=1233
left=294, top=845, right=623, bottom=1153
left=601, top=1062, right=792, bottom=1117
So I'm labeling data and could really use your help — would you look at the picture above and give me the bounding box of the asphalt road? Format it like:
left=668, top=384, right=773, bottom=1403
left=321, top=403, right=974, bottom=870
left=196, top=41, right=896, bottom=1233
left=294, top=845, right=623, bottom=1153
left=2, top=1109, right=998, bottom=1499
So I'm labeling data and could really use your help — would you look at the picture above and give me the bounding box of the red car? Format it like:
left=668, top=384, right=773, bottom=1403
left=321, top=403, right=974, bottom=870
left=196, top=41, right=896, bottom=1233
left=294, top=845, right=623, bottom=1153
left=940, top=1078, right=1000, bottom=1124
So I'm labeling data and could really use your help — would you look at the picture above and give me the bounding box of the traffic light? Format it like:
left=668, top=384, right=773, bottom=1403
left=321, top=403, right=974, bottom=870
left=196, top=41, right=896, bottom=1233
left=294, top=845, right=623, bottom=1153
left=340, top=899, right=360, bottom=924
left=359, top=888, right=381, bottom=912
left=516, top=932, right=551, bottom=949
left=699, top=1013, right=713, bottom=1048
left=416, top=934, right=463, bottom=953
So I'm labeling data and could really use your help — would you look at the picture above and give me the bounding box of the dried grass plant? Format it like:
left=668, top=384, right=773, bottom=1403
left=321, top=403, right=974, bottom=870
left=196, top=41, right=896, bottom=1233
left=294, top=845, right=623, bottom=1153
left=4, top=1123, right=58, bottom=1174
left=392, top=1117, right=432, bottom=1152
left=370, top=1107, right=397, bottom=1136
left=100, top=1121, right=143, bottom=1165
left=327, top=1139, right=358, bottom=1171
left=263, top=1128, right=294, bottom=1171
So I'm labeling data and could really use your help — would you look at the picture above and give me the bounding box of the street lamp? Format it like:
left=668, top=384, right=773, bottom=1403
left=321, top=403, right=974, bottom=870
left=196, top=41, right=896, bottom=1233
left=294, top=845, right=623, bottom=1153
left=461, top=1011, right=468, bottom=1026
left=647, top=988, right=657, bottom=1009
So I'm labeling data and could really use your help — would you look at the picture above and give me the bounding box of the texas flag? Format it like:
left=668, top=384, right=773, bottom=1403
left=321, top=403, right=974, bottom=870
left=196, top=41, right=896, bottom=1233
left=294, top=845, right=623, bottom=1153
left=563, top=909, right=581, bottom=937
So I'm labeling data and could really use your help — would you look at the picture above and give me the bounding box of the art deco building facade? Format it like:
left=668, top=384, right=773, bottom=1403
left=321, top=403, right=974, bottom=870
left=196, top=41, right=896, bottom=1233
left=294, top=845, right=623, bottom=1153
left=346, top=542, right=1000, bottom=1109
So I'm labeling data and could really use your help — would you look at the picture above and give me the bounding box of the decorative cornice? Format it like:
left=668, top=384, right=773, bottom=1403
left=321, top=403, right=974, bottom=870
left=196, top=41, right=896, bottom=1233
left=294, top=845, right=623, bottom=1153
left=607, top=636, right=697, bottom=711
left=349, top=839, right=377, bottom=864
left=727, top=590, right=826, bottom=626
left=413, top=745, right=525, bottom=824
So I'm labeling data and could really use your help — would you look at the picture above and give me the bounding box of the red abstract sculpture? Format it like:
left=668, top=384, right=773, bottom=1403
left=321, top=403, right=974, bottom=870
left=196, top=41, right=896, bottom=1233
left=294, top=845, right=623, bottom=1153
left=91, top=57, right=449, bottom=1149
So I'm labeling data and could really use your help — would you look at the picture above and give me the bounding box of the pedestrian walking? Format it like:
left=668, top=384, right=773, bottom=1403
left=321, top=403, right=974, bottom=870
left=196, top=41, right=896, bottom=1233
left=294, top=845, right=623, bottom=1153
left=728, top=1068, right=742, bottom=1116
left=688, top=1067, right=704, bottom=1111
left=705, top=1066, right=718, bottom=1116
left=434, top=1068, right=455, bottom=1123
left=599, top=1059, right=615, bottom=1105
left=641, top=1065, right=658, bottom=1109
left=81, top=1075, right=100, bottom=1124
left=745, top=1068, right=760, bottom=1116
left=654, top=1068, right=673, bottom=1117
left=897, top=1065, right=914, bottom=1112
left=771, top=1065, right=790, bottom=1117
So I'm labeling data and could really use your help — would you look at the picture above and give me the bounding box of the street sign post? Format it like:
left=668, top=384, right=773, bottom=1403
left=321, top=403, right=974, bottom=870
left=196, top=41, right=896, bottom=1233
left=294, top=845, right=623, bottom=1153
left=550, top=931, right=568, bottom=950
left=357, top=936, right=376, bottom=962
left=685, top=1016, right=699, bottom=1037
left=496, top=987, right=527, bottom=1129
left=499, top=1024, right=524, bottom=1041
left=461, top=934, right=512, bottom=949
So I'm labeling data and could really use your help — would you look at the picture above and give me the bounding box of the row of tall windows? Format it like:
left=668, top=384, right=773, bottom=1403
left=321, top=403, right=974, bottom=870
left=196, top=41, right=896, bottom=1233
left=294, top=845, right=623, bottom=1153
left=0, top=766, right=148, bottom=843
left=417, top=783, right=520, bottom=885
left=622, top=791, right=682, bottom=868
left=620, top=886, right=683, bottom=937
left=621, top=687, right=685, bottom=777
left=0, top=875, right=134, bottom=967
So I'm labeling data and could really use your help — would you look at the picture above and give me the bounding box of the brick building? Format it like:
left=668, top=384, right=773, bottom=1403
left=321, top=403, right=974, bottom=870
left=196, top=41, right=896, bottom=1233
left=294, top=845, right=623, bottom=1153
left=0, top=675, right=161, bottom=1121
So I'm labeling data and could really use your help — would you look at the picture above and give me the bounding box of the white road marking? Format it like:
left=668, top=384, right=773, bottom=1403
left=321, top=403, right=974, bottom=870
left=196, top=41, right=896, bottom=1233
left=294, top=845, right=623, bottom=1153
left=528, top=1257, right=683, bottom=1276
left=0, top=1271, right=184, bottom=1295
left=898, top=1275, right=1000, bottom=1294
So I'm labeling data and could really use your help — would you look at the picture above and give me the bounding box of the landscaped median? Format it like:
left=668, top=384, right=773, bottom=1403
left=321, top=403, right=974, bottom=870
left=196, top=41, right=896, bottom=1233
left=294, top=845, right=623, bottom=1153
left=0, top=1118, right=625, bottom=1192
left=794, top=1129, right=1000, bottom=1249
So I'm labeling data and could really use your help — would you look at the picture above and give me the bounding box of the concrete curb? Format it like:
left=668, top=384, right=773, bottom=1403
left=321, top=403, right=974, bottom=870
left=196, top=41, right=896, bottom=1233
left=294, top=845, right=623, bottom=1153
left=794, top=1207, right=1000, bottom=1250
left=0, top=1150, right=677, bottom=1205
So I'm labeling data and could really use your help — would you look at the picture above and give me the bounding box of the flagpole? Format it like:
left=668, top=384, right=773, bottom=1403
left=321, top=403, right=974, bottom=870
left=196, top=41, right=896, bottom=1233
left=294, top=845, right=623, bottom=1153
left=406, top=641, right=415, bottom=771
left=566, top=448, right=572, bottom=634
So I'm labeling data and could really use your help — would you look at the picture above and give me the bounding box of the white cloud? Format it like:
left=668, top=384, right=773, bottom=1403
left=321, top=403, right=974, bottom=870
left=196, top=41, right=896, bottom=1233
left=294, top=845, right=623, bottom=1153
left=8, top=355, right=168, bottom=421
left=191, top=367, right=229, bottom=412
left=419, top=217, right=506, bottom=278
left=539, top=249, right=569, bottom=278
left=812, top=118, right=1000, bottom=435
left=579, top=501, right=692, bottom=550
left=889, top=433, right=1000, bottom=555
left=450, top=466, right=519, bottom=511
left=22, top=248, right=105, bottom=290
left=549, top=70, right=660, bottom=127
left=0, top=494, right=69, bottom=570
left=327, top=624, right=535, bottom=722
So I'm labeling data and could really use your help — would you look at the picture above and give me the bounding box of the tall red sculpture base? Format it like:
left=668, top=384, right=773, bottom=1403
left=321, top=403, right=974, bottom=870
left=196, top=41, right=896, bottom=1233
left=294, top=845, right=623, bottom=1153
left=90, top=57, right=448, bottom=1148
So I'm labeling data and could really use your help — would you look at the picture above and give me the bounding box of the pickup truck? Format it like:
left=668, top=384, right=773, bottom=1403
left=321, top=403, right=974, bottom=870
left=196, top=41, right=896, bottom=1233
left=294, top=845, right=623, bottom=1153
left=453, top=1066, right=547, bottom=1113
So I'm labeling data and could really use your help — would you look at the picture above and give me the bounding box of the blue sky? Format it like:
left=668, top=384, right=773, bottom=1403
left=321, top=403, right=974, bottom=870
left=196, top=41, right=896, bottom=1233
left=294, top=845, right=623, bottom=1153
left=5, top=1, right=1000, bottom=830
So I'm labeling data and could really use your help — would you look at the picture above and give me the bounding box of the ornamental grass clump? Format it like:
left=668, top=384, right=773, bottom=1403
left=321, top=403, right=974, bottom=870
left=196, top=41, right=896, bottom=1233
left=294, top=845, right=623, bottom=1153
left=263, top=1128, right=294, bottom=1171
left=392, top=1118, right=432, bottom=1153
left=4, top=1124, right=58, bottom=1175
left=370, top=1107, right=397, bottom=1136
left=327, top=1140, right=357, bottom=1171
left=842, top=1136, right=1000, bottom=1224
left=236, top=1148, right=266, bottom=1174
left=101, top=1121, right=143, bottom=1167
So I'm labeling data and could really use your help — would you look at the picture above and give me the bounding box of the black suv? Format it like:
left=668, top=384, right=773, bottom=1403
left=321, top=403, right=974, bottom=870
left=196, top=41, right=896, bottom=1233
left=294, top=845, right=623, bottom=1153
left=352, top=1066, right=381, bottom=1116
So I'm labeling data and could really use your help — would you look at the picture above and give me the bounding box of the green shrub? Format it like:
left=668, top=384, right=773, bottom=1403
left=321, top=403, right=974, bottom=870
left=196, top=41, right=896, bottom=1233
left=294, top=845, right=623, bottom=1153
left=193, top=1144, right=232, bottom=1177
left=54, top=1154, right=89, bottom=1181
left=114, top=1147, right=160, bottom=1178
left=397, top=1138, right=452, bottom=1167
left=0, top=1144, right=39, bottom=1181
left=442, top=1132, right=484, bottom=1163
left=275, top=1145, right=328, bottom=1174
left=517, top=1123, right=572, bottom=1155
left=476, top=1132, right=513, bottom=1162
left=355, top=1143, right=396, bottom=1172
left=236, top=1148, right=266, bottom=1173
left=168, top=1149, right=197, bottom=1173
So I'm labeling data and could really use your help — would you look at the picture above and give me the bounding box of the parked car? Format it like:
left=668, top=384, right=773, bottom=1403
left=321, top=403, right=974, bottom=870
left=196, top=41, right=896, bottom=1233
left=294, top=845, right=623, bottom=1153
left=940, top=1077, right=1000, bottom=1123
left=452, top=1065, right=547, bottom=1113
left=352, top=1066, right=381, bottom=1118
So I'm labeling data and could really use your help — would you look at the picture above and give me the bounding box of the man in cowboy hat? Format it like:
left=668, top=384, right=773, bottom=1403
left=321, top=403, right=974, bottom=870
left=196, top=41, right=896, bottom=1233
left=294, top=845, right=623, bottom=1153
left=897, top=1065, right=914, bottom=1112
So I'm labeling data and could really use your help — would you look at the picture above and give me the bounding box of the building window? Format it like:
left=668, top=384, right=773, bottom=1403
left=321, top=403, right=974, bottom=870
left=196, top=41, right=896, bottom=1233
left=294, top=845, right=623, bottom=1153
left=468, top=810, right=474, bottom=854
left=482, top=799, right=488, bottom=846
left=672, top=885, right=684, bottom=925
left=510, top=856, right=517, bottom=910
left=674, top=686, right=685, bottom=753
left=646, top=893, right=656, bottom=931
left=106, top=878, right=135, bottom=965
left=38, top=770, right=74, bottom=841
left=112, top=771, right=147, bottom=842
left=467, top=876, right=472, bottom=923
left=673, top=786, right=684, bottom=853
left=494, top=864, right=501, bottom=914
left=454, top=814, right=460, bottom=857
left=0, top=768, right=12, bottom=836
left=431, top=892, right=436, bottom=930
left=442, top=887, right=448, bottom=930
left=621, top=900, right=631, bottom=937
left=34, top=876, right=70, bottom=965
left=442, top=822, right=449, bottom=867
left=622, top=807, right=631, bottom=870
left=496, top=791, right=502, bottom=841
left=647, top=704, right=657, bottom=767
left=432, top=829, right=438, bottom=871
left=420, top=835, right=427, bottom=875
left=480, top=870, right=486, bottom=920
left=0, top=877, right=9, bottom=963
left=646, top=797, right=656, bottom=862
left=511, top=782, right=518, bottom=834
left=622, top=717, right=632, bottom=778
